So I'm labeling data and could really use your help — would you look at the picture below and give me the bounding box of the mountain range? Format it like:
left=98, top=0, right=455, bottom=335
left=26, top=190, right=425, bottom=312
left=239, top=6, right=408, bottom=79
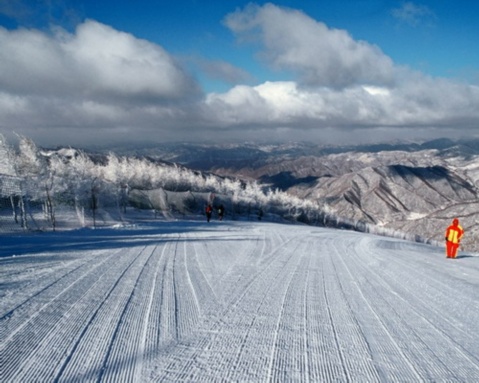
left=132, top=138, right=479, bottom=252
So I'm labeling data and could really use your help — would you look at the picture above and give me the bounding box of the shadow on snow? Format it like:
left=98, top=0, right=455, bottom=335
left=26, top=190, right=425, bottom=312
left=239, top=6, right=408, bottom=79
left=0, top=220, right=244, bottom=258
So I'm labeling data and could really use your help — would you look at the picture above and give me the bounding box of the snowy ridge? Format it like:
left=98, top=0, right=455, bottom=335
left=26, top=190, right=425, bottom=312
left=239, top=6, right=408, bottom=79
left=2, top=220, right=479, bottom=382
left=171, top=140, right=479, bottom=251
left=3, top=136, right=479, bottom=251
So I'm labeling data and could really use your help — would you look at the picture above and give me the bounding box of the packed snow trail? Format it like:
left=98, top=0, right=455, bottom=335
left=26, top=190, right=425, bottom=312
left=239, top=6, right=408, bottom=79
left=1, top=221, right=479, bottom=382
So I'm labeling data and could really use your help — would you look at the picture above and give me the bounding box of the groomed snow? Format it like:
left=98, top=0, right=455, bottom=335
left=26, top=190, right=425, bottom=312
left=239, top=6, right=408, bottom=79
left=1, top=220, right=479, bottom=382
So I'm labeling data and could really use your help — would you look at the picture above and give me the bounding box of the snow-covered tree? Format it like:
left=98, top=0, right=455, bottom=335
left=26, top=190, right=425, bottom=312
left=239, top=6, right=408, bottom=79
left=0, top=134, right=17, bottom=176
left=0, top=135, right=363, bottom=237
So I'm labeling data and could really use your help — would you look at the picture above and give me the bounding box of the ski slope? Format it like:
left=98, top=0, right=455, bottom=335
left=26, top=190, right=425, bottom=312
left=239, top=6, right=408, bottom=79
left=2, top=220, right=479, bottom=382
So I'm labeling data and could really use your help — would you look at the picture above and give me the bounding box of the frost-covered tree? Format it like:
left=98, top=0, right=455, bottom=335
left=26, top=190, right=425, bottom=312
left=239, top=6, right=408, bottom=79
left=101, top=152, right=122, bottom=184
left=15, top=135, right=58, bottom=229
left=0, top=135, right=360, bottom=236
left=0, top=134, right=17, bottom=176
left=0, top=134, right=26, bottom=228
left=51, top=149, right=101, bottom=226
left=16, top=135, right=43, bottom=177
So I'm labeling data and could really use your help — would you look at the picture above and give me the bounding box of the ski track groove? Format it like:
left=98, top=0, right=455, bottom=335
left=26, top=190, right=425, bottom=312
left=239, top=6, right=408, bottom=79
left=301, top=246, right=312, bottom=383
left=0, top=252, right=91, bottom=316
left=142, top=242, right=170, bottom=359
left=189, top=234, right=218, bottom=305
left=146, top=232, right=210, bottom=381
left=95, top=243, right=160, bottom=383
left=321, top=243, right=358, bottom=383
left=267, top=239, right=312, bottom=382
left=1, top=249, right=112, bottom=322
left=350, top=236, right=479, bottom=380
left=52, top=244, right=151, bottom=383
left=367, top=238, right=479, bottom=342
left=135, top=242, right=167, bottom=383
left=63, top=241, right=158, bottom=382
left=3, top=222, right=479, bottom=382
left=151, top=228, right=304, bottom=382
left=179, top=236, right=202, bottom=338
left=328, top=235, right=422, bottom=382
left=307, top=238, right=345, bottom=382
left=234, top=237, right=302, bottom=382
left=2, top=248, right=128, bottom=380
left=222, top=231, right=305, bottom=382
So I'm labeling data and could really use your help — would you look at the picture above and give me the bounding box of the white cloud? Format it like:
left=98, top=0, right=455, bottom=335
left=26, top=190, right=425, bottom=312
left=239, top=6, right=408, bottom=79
left=0, top=21, right=199, bottom=101
left=391, top=2, right=436, bottom=26
left=205, top=3, right=479, bottom=141
left=224, top=3, right=395, bottom=89
left=0, top=21, right=202, bottom=146
left=204, top=75, right=479, bottom=133
left=0, top=5, right=478, bottom=148
left=64, top=21, right=199, bottom=100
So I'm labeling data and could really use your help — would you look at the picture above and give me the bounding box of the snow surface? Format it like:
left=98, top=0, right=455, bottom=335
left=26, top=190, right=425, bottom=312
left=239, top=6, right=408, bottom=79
left=2, top=220, right=479, bottom=382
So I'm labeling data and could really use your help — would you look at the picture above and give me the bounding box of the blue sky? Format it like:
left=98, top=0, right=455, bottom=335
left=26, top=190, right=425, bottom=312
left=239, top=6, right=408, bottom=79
left=0, top=0, right=478, bottom=147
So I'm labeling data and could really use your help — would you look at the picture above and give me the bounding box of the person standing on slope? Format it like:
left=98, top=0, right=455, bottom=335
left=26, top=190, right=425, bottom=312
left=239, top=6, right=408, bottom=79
left=217, top=204, right=225, bottom=221
left=206, top=204, right=213, bottom=222
left=445, top=218, right=464, bottom=258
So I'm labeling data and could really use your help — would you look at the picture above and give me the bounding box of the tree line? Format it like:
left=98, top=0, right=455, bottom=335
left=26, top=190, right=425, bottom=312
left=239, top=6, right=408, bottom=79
left=0, top=134, right=432, bottom=246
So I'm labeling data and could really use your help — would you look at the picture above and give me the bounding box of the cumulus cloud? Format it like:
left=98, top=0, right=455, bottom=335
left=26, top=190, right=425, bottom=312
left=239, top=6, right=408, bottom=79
left=0, top=21, right=199, bottom=101
left=205, top=76, right=479, bottom=131
left=0, top=20, right=203, bottom=146
left=224, top=3, right=395, bottom=89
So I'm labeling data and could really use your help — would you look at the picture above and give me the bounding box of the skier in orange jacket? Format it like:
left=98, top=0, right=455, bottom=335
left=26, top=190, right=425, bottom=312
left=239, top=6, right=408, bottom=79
left=445, top=218, right=464, bottom=258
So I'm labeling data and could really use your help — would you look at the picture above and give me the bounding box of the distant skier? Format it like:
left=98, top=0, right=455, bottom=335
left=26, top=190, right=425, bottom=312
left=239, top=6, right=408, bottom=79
left=445, top=218, right=464, bottom=258
left=258, top=208, right=263, bottom=221
left=206, top=204, right=213, bottom=222
left=218, top=204, right=225, bottom=221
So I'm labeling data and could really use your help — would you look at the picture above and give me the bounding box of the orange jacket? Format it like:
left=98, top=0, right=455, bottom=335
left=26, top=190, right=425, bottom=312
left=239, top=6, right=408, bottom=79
left=445, top=219, right=464, bottom=244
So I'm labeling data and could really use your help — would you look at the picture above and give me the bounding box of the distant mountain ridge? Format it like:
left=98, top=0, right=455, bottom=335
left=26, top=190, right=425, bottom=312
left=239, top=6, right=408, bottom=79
left=142, top=138, right=479, bottom=252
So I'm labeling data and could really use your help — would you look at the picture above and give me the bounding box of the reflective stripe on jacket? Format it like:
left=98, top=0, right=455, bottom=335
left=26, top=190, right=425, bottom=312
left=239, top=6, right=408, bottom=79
left=446, top=225, right=463, bottom=244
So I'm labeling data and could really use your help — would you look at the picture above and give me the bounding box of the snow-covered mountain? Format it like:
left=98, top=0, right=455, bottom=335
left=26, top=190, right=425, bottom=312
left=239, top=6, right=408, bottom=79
left=144, top=139, right=479, bottom=251
left=2, top=135, right=479, bottom=251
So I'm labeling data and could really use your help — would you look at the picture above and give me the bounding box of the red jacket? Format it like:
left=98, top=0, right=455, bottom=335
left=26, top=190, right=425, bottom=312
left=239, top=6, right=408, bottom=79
left=445, top=219, right=464, bottom=244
